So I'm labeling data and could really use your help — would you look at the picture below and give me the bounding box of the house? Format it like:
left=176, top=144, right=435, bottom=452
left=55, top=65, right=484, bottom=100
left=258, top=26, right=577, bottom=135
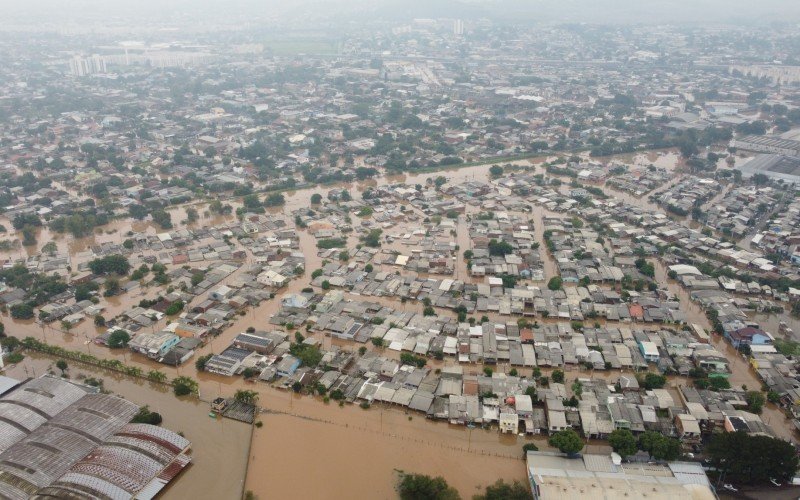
left=204, top=354, right=243, bottom=376
left=693, top=349, right=730, bottom=374
left=727, top=326, right=773, bottom=349
left=173, top=323, right=210, bottom=339
left=211, top=397, right=229, bottom=413
left=618, top=375, right=639, bottom=392
left=129, top=332, right=180, bottom=359
left=257, top=269, right=288, bottom=287
left=276, top=355, right=301, bottom=377
left=281, top=293, right=309, bottom=309
left=210, top=285, right=233, bottom=301
left=499, top=412, right=519, bottom=434
left=233, top=331, right=276, bottom=355
left=638, top=341, right=660, bottom=363
left=159, top=337, right=201, bottom=366
left=544, top=398, right=568, bottom=434
left=675, top=413, right=701, bottom=444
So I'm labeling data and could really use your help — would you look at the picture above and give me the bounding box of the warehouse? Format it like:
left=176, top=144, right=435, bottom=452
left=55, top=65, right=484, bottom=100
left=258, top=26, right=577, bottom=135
left=0, top=376, right=191, bottom=500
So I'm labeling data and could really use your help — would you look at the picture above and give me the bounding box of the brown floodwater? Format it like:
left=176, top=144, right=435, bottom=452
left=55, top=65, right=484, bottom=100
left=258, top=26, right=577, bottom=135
left=1, top=153, right=795, bottom=498
left=247, top=388, right=530, bottom=500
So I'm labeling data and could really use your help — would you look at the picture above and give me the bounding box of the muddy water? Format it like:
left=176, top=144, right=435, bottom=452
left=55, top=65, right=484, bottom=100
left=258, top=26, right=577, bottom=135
left=2, top=152, right=795, bottom=497
left=249, top=412, right=527, bottom=500
left=653, top=261, right=709, bottom=328
left=248, top=387, right=532, bottom=499
left=708, top=336, right=794, bottom=441
left=4, top=354, right=251, bottom=500
left=749, top=313, right=800, bottom=342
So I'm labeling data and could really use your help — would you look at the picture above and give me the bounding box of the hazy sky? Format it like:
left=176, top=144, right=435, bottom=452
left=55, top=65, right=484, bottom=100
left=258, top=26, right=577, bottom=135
left=1, top=0, right=799, bottom=26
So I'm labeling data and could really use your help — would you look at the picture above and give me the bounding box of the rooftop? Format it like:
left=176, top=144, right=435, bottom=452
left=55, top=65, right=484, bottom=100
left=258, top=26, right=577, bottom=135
left=526, top=451, right=715, bottom=500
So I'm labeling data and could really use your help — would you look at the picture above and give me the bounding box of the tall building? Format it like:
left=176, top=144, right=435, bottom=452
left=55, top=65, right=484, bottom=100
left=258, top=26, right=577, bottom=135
left=453, top=19, right=464, bottom=35
left=68, top=54, right=107, bottom=76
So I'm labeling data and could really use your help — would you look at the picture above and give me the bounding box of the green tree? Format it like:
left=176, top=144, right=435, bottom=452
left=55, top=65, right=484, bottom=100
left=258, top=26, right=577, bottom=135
left=172, top=376, right=199, bottom=396
left=56, top=359, right=68, bottom=375
left=638, top=431, right=680, bottom=461
left=264, top=193, right=286, bottom=207
left=548, top=428, right=583, bottom=456
left=397, top=473, right=460, bottom=500
left=88, top=254, right=131, bottom=276
left=551, top=369, right=565, bottom=384
left=10, top=303, right=34, bottom=319
left=474, top=480, right=531, bottom=500
left=547, top=277, right=563, bottom=291
left=708, top=377, right=731, bottom=391
left=129, top=204, right=149, bottom=220
left=708, top=431, right=799, bottom=484
left=13, top=213, right=42, bottom=230
left=131, top=405, right=163, bottom=425
left=310, top=193, right=322, bottom=204
left=107, top=329, right=131, bottom=348
left=522, top=442, right=539, bottom=456
left=745, top=391, right=766, bottom=414
left=360, top=229, right=383, bottom=248
left=289, top=343, right=323, bottom=368
left=489, top=165, right=504, bottom=177
left=488, top=239, right=514, bottom=256
left=147, top=370, right=168, bottom=383
left=165, top=300, right=185, bottom=316
left=234, top=389, right=260, bottom=405
left=41, top=241, right=57, bottom=255
left=195, top=353, right=213, bottom=371
left=191, top=272, right=206, bottom=286
left=151, top=209, right=172, bottom=229
left=608, top=429, right=638, bottom=458
left=93, top=314, right=105, bottom=327
left=21, top=226, right=37, bottom=246
left=641, top=372, right=667, bottom=390
left=104, top=277, right=120, bottom=297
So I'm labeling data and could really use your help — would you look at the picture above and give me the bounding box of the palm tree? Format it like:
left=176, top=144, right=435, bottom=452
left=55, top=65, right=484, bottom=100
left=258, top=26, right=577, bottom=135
left=147, top=370, right=168, bottom=383
left=234, top=389, right=259, bottom=405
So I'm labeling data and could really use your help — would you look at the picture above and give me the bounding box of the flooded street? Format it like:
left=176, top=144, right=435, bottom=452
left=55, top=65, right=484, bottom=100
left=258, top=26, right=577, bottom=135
left=250, top=411, right=527, bottom=500
left=248, top=389, right=530, bottom=499
left=1, top=150, right=795, bottom=500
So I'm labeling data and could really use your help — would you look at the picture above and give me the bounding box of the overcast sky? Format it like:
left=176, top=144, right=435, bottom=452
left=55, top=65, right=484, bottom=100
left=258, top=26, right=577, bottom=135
left=1, top=0, right=799, bottom=27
